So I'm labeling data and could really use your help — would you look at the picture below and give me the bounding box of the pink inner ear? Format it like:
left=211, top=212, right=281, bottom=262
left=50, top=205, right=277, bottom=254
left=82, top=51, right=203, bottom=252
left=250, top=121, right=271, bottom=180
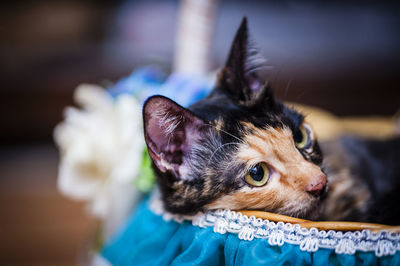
left=143, top=96, right=206, bottom=177
left=145, top=111, right=184, bottom=165
left=146, top=117, right=184, bottom=175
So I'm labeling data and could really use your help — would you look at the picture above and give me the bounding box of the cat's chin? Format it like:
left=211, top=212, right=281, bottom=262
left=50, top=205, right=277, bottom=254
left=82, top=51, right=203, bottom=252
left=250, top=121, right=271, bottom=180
left=299, top=202, right=323, bottom=221
left=276, top=197, right=323, bottom=221
left=278, top=185, right=327, bottom=220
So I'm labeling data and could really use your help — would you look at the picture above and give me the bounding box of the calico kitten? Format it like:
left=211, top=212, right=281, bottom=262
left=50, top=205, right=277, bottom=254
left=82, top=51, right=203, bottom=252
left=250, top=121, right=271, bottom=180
left=143, top=18, right=327, bottom=220
left=143, top=18, right=400, bottom=224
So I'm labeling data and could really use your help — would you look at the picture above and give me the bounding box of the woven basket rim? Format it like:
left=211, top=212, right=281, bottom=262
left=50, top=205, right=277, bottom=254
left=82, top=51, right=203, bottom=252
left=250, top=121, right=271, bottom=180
left=239, top=210, right=400, bottom=232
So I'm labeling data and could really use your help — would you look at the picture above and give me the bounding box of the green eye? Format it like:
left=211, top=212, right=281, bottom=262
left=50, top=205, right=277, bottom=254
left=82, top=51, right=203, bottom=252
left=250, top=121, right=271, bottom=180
left=294, top=124, right=310, bottom=149
left=244, top=162, right=270, bottom=187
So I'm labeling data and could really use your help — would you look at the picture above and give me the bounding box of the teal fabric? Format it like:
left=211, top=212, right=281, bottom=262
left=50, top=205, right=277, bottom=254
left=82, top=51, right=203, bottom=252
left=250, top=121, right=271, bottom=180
left=102, top=200, right=400, bottom=265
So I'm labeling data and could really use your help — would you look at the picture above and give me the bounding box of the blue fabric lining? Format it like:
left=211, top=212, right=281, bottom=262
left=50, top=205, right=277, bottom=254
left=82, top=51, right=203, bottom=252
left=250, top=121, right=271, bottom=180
left=102, top=199, right=399, bottom=266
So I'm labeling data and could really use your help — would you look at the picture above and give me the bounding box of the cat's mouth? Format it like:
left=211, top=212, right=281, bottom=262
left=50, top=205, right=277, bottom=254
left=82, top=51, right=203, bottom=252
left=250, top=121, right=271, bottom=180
left=302, top=184, right=328, bottom=219
left=296, top=197, right=324, bottom=220
left=277, top=184, right=328, bottom=220
left=319, top=182, right=328, bottom=200
left=309, top=182, right=328, bottom=199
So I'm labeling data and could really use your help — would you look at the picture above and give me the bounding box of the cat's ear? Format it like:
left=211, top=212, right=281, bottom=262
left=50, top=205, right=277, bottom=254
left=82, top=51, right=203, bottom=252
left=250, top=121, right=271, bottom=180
left=219, top=17, right=267, bottom=102
left=143, top=96, right=206, bottom=178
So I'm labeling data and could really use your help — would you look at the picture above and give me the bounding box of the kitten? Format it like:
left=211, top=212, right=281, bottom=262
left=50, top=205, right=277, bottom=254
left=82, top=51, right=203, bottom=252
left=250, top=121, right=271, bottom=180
left=143, top=18, right=326, bottom=220
left=143, top=17, right=400, bottom=223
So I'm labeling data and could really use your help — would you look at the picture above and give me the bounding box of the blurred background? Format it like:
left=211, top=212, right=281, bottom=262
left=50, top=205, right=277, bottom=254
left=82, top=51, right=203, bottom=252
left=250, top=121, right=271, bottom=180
left=0, top=0, right=399, bottom=265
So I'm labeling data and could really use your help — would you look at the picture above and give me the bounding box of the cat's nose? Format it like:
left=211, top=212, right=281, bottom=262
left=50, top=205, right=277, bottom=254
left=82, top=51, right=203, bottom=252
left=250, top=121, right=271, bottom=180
left=306, top=174, right=327, bottom=197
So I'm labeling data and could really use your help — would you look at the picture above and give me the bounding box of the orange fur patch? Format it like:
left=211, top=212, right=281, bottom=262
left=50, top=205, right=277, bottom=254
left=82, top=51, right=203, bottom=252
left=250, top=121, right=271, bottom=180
left=205, top=123, right=325, bottom=218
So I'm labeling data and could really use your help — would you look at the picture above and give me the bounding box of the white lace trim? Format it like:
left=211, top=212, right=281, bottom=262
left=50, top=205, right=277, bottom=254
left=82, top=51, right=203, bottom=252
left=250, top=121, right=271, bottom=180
left=148, top=193, right=399, bottom=257
left=191, top=209, right=399, bottom=257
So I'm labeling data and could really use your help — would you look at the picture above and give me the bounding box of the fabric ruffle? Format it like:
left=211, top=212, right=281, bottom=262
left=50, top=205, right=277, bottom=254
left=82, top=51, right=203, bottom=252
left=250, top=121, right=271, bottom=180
left=102, top=199, right=399, bottom=265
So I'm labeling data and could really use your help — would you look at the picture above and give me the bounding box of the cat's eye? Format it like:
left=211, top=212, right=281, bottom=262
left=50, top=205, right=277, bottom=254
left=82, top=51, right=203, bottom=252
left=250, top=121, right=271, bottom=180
left=294, top=123, right=311, bottom=150
left=244, top=162, right=270, bottom=187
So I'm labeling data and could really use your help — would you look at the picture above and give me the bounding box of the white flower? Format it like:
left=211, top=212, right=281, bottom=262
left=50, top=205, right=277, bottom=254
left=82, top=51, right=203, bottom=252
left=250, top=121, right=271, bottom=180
left=54, top=84, right=145, bottom=219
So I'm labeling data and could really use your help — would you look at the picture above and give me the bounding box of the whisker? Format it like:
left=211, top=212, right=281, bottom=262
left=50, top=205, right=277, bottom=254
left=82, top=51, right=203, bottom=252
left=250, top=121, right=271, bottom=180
left=284, top=79, right=292, bottom=99
left=207, top=142, right=239, bottom=165
left=296, top=88, right=310, bottom=101
left=204, top=123, right=247, bottom=145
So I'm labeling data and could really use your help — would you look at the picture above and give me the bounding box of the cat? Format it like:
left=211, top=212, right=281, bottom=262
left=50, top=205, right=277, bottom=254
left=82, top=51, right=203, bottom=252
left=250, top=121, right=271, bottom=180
left=143, top=17, right=400, bottom=224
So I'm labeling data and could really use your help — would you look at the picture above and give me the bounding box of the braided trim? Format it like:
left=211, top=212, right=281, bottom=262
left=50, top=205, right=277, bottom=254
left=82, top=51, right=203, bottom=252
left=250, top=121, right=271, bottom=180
left=191, top=209, right=399, bottom=257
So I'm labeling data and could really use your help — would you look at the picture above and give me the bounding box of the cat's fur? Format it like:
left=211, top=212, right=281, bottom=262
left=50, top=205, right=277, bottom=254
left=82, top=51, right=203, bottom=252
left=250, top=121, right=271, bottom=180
left=143, top=18, right=400, bottom=224
left=321, top=137, right=400, bottom=225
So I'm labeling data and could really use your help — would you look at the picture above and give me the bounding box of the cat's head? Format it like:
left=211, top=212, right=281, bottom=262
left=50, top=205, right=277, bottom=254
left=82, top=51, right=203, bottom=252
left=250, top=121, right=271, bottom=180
left=143, top=18, right=326, bottom=219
